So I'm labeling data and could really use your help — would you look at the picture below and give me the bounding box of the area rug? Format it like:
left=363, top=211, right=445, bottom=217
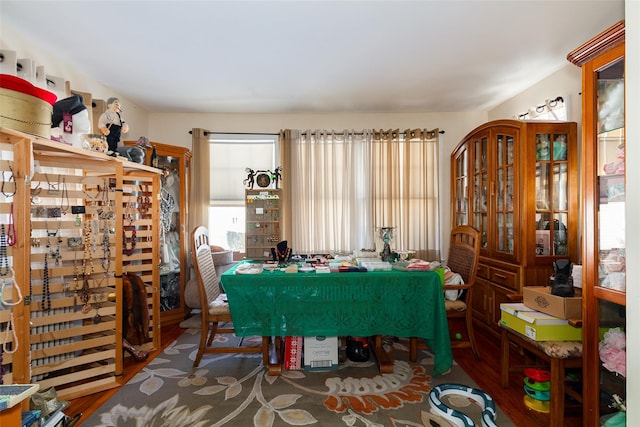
left=85, top=328, right=515, bottom=426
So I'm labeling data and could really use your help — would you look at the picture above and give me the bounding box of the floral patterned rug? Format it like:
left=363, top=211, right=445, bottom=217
left=86, top=328, right=514, bottom=426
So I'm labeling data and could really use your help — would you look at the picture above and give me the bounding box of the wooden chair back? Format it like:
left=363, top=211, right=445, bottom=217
left=191, top=225, right=221, bottom=312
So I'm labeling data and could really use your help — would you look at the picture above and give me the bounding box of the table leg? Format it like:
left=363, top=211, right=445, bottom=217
left=370, top=335, right=394, bottom=374
left=549, top=357, right=565, bottom=427
left=501, top=328, right=510, bottom=388
left=266, top=336, right=283, bottom=376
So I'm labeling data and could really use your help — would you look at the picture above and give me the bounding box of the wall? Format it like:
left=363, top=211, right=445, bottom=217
left=625, top=1, right=638, bottom=423
left=0, top=23, right=149, bottom=142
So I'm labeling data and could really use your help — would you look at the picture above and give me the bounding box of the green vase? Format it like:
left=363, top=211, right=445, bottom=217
left=603, top=411, right=626, bottom=427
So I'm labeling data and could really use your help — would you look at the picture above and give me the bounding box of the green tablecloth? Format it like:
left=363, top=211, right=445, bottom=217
left=220, top=263, right=453, bottom=376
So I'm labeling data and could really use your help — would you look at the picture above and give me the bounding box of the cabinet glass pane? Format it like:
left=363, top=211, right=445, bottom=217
left=473, top=137, right=488, bottom=249
left=157, top=154, right=181, bottom=312
left=535, top=133, right=570, bottom=258
left=596, top=58, right=625, bottom=293
left=597, top=299, right=626, bottom=421
left=495, top=134, right=514, bottom=254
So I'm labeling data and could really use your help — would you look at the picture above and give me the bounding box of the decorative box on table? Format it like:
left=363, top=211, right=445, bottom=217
left=500, top=303, right=582, bottom=341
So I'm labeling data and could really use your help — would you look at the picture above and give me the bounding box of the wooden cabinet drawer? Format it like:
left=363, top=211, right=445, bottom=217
left=477, top=263, right=490, bottom=279
left=489, top=267, right=517, bottom=290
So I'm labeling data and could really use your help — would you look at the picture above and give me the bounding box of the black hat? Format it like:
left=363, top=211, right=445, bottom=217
left=51, top=94, right=86, bottom=127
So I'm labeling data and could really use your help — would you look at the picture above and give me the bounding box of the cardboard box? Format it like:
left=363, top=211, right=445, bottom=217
left=303, top=336, right=338, bottom=370
left=523, top=286, right=582, bottom=320
left=500, top=303, right=582, bottom=341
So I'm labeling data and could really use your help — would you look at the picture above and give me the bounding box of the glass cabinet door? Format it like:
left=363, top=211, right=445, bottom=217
left=534, top=132, right=570, bottom=258
left=472, top=135, right=488, bottom=249
left=596, top=57, right=626, bottom=295
left=494, top=132, right=515, bottom=255
left=452, top=147, right=469, bottom=227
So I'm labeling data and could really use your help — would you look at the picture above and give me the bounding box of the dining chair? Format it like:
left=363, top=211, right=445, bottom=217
left=191, top=225, right=269, bottom=367
left=410, top=225, right=481, bottom=360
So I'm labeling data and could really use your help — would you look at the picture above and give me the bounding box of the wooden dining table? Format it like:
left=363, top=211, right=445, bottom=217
left=220, top=262, right=452, bottom=377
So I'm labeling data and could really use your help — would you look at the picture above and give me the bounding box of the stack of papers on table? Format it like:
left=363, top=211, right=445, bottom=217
left=358, top=260, right=392, bottom=271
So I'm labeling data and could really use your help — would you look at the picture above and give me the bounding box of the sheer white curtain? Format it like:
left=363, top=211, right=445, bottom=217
left=371, top=129, right=440, bottom=261
left=287, top=128, right=440, bottom=260
left=289, top=130, right=374, bottom=254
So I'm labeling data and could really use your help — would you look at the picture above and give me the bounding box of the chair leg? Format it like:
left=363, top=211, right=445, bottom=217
left=207, top=321, right=219, bottom=346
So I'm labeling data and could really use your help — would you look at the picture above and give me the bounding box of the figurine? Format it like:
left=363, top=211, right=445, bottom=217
left=243, top=168, right=256, bottom=189
left=98, top=97, right=129, bottom=153
left=274, top=166, right=283, bottom=189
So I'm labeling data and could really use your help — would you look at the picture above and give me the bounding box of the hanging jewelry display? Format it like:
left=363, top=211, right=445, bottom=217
left=0, top=225, right=9, bottom=276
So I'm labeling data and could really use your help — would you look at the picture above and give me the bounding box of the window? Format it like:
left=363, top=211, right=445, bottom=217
left=208, top=134, right=277, bottom=252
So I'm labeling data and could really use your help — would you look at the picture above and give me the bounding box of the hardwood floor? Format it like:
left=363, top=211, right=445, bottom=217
left=65, top=321, right=582, bottom=426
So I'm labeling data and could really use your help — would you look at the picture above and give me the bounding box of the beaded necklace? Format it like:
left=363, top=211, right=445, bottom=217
left=0, top=225, right=8, bottom=276
left=42, top=252, right=51, bottom=311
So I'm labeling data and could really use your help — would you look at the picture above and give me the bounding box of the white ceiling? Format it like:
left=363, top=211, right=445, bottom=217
left=1, top=1, right=624, bottom=114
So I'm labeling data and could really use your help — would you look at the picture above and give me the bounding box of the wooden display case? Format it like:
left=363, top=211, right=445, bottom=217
left=245, top=188, right=281, bottom=260
left=0, top=127, right=161, bottom=399
left=124, top=140, right=191, bottom=326
left=567, top=21, right=626, bottom=426
left=451, top=120, right=578, bottom=335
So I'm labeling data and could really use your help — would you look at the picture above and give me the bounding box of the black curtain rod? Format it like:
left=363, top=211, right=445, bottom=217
left=190, top=130, right=445, bottom=136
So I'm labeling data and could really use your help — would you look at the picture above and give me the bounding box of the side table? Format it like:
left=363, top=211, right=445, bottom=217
left=500, top=325, right=582, bottom=427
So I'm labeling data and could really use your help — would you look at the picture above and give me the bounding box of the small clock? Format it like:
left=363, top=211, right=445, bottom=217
left=256, top=173, right=271, bottom=188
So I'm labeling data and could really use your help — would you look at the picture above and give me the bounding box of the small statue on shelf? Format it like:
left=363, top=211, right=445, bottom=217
left=274, top=166, right=283, bottom=189
left=98, top=97, right=129, bottom=154
left=243, top=168, right=256, bottom=189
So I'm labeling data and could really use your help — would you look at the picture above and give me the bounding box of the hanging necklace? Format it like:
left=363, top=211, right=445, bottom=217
left=7, top=203, right=16, bottom=247
left=1, top=268, right=23, bottom=306
left=2, top=311, right=18, bottom=354
left=42, top=253, right=51, bottom=311
left=275, top=244, right=291, bottom=262
left=31, top=180, right=42, bottom=204
left=123, top=227, right=137, bottom=256
left=0, top=225, right=9, bottom=276
left=137, top=184, right=150, bottom=215
left=45, top=173, right=60, bottom=194
left=60, top=176, right=70, bottom=215
left=1, top=164, right=16, bottom=198
left=101, top=220, right=112, bottom=271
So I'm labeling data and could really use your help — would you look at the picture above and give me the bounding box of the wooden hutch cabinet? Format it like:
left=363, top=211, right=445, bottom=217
left=451, top=120, right=578, bottom=335
left=567, top=21, right=626, bottom=426
left=125, top=140, right=192, bottom=325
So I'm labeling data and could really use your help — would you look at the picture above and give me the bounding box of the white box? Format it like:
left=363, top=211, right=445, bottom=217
left=303, top=336, right=338, bottom=370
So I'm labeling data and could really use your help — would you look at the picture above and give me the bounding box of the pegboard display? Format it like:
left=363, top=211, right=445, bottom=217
left=0, top=127, right=161, bottom=399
